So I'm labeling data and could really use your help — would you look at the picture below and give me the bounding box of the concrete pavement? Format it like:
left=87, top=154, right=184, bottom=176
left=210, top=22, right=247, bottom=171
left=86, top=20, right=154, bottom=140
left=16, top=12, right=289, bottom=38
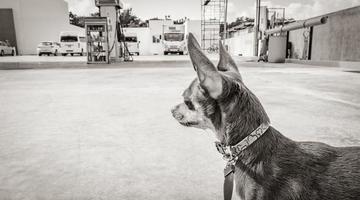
left=0, top=61, right=359, bottom=200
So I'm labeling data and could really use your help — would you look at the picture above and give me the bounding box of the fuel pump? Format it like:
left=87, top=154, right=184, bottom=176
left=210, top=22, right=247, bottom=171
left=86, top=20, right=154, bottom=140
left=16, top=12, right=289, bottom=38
left=86, top=0, right=132, bottom=63
left=95, top=0, right=123, bottom=62
left=85, top=17, right=109, bottom=64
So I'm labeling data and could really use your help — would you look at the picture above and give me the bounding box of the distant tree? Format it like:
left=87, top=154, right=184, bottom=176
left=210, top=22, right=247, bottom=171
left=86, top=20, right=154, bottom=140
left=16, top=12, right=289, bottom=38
left=69, top=11, right=85, bottom=28
left=228, top=16, right=254, bottom=29
left=120, top=8, right=147, bottom=27
left=90, top=12, right=100, bottom=17
left=174, top=17, right=188, bottom=24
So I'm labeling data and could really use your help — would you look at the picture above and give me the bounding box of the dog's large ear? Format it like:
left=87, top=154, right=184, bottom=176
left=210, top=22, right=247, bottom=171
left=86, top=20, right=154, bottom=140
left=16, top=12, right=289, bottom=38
left=188, top=33, right=222, bottom=99
left=217, top=41, right=239, bottom=73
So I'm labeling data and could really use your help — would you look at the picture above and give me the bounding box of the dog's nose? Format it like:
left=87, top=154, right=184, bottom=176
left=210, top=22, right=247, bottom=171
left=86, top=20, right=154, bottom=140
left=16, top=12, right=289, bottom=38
left=171, top=107, right=184, bottom=120
left=171, top=105, right=179, bottom=114
left=173, top=112, right=184, bottom=120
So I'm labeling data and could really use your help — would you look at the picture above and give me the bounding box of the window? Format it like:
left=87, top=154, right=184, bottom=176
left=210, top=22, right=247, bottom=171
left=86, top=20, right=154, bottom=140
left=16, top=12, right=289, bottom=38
left=125, top=37, right=137, bottom=43
left=79, top=37, right=86, bottom=43
left=152, top=35, right=161, bottom=43
left=61, top=36, right=78, bottom=42
left=41, top=42, right=52, bottom=46
left=164, top=33, right=184, bottom=41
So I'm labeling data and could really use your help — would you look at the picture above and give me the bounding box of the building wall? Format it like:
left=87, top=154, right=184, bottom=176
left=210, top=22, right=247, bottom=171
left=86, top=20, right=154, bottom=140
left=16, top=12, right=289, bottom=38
left=148, top=19, right=173, bottom=55
left=0, top=9, right=17, bottom=51
left=185, top=20, right=201, bottom=43
left=0, top=0, right=84, bottom=55
left=124, top=19, right=200, bottom=56
left=311, top=6, right=360, bottom=61
left=288, top=28, right=308, bottom=59
left=225, top=29, right=254, bottom=57
left=288, top=6, right=360, bottom=62
left=123, top=27, right=151, bottom=56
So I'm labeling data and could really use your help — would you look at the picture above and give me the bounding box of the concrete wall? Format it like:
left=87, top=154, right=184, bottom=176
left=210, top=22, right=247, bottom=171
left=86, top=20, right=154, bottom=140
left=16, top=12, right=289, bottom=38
left=288, top=6, right=360, bottom=62
left=288, top=28, right=308, bottom=59
left=185, top=20, right=201, bottom=43
left=0, top=9, right=17, bottom=51
left=123, top=27, right=151, bottom=55
left=311, top=6, right=360, bottom=62
left=148, top=19, right=173, bottom=55
left=122, top=20, right=200, bottom=56
left=225, top=29, right=254, bottom=57
left=0, top=0, right=84, bottom=55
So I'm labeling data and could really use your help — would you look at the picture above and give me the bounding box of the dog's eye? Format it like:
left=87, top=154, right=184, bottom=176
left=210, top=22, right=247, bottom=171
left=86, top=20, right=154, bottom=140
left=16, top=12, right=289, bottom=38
left=184, top=100, right=195, bottom=110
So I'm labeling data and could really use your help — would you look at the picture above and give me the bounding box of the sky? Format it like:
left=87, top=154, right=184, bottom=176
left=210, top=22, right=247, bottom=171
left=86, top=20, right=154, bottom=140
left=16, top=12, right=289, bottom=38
left=65, top=0, right=360, bottom=21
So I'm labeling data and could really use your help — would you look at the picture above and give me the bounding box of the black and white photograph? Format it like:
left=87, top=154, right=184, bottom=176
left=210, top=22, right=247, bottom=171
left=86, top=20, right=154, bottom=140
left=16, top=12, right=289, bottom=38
left=0, top=0, right=359, bottom=199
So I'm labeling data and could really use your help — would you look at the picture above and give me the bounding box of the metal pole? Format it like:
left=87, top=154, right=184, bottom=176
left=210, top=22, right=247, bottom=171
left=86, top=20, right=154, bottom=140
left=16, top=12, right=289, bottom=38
left=254, top=0, right=261, bottom=56
left=223, top=0, right=228, bottom=42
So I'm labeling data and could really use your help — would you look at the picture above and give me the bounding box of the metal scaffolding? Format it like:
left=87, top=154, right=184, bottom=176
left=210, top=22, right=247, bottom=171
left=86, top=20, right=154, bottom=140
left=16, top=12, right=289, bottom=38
left=201, top=0, right=226, bottom=53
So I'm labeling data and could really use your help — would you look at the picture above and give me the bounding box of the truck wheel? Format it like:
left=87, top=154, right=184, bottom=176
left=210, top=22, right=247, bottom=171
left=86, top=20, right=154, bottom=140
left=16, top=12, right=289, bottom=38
left=38, top=53, right=42, bottom=56
left=179, top=52, right=184, bottom=55
left=0, top=50, right=4, bottom=56
left=62, top=53, right=67, bottom=56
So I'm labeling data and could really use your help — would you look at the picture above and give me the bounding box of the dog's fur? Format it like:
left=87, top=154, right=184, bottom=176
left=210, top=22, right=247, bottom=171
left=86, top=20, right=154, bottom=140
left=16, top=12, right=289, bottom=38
left=171, top=33, right=360, bottom=200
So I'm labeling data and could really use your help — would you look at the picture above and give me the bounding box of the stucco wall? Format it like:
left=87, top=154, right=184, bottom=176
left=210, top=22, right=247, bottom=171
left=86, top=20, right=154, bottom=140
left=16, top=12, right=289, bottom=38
left=225, top=29, right=254, bottom=57
left=288, top=6, right=360, bottom=62
left=311, top=6, right=360, bottom=62
left=0, top=0, right=84, bottom=55
left=185, top=20, right=201, bottom=43
left=0, top=9, right=17, bottom=51
left=288, top=28, right=307, bottom=59
left=123, top=28, right=151, bottom=56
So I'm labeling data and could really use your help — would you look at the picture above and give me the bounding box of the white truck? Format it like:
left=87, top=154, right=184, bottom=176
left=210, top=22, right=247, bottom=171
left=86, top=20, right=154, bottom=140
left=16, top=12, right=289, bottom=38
left=162, top=25, right=186, bottom=55
left=59, top=31, right=86, bottom=56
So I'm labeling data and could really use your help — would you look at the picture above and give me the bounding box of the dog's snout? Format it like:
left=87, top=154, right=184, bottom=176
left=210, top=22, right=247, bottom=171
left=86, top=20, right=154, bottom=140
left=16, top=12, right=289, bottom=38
left=171, top=105, right=184, bottom=120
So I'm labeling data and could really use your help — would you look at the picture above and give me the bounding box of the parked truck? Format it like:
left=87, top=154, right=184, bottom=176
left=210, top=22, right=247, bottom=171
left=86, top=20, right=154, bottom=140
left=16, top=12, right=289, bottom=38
left=162, top=25, right=186, bottom=55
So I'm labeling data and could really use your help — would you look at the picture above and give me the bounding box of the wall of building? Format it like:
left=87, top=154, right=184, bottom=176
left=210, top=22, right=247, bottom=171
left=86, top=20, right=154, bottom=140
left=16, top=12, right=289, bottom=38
left=287, top=28, right=308, bottom=59
left=225, top=29, right=254, bottom=57
left=148, top=19, right=172, bottom=55
left=0, top=9, right=17, bottom=51
left=185, top=20, right=201, bottom=43
left=123, top=27, right=151, bottom=55
left=0, top=0, right=84, bottom=55
left=311, top=6, right=360, bottom=61
left=123, top=19, right=200, bottom=56
left=288, top=6, right=360, bottom=62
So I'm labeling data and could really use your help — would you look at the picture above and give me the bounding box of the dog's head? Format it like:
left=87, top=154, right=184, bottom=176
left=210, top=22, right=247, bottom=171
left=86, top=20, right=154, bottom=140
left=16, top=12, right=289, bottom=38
left=171, top=33, right=269, bottom=143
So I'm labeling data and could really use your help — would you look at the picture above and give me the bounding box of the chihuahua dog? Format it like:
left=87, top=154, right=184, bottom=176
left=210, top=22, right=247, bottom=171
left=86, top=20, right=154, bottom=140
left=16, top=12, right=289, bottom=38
left=171, top=33, right=360, bottom=200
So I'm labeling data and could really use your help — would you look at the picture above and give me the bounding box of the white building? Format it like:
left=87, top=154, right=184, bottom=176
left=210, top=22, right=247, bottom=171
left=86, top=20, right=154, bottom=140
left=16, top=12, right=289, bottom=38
left=0, top=0, right=84, bottom=55
left=123, top=19, right=201, bottom=56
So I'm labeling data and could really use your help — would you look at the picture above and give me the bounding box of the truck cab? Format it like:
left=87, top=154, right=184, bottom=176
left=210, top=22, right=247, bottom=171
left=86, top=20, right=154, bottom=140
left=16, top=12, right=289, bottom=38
left=163, top=25, right=186, bottom=55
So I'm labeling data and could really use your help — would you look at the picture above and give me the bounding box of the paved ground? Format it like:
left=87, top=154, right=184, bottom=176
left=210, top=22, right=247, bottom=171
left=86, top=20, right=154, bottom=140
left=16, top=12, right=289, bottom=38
left=0, top=55, right=255, bottom=63
left=0, top=61, right=359, bottom=200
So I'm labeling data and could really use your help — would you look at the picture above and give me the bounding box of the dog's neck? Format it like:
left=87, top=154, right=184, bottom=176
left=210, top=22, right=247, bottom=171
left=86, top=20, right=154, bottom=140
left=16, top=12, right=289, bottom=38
left=219, top=86, right=270, bottom=146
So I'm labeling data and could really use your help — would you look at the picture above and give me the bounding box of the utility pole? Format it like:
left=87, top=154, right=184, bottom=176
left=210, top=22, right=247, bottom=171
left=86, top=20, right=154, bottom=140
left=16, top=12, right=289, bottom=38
left=254, top=0, right=261, bottom=56
left=223, top=0, right=228, bottom=42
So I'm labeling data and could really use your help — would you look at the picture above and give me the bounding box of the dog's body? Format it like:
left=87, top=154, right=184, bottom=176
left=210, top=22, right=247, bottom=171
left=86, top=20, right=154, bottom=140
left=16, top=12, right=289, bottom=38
left=172, top=33, right=360, bottom=200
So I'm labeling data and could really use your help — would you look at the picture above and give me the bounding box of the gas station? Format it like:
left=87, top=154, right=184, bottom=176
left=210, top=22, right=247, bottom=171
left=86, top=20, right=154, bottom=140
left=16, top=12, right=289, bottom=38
left=85, top=0, right=132, bottom=64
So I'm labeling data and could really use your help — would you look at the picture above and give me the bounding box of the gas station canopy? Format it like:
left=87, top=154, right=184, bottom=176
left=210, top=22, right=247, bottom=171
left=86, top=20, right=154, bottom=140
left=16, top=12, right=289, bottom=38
left=95, top=0, right=123, bottom=9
